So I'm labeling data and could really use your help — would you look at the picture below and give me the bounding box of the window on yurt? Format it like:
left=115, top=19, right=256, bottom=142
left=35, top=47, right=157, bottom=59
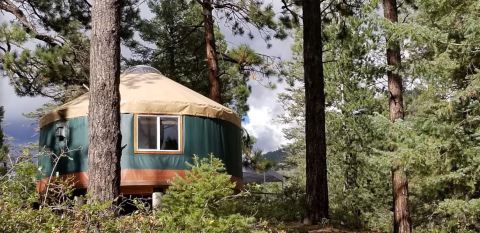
left=137, top=116, right=157, bottom=150
left=136, top=115, right=181, bottom=153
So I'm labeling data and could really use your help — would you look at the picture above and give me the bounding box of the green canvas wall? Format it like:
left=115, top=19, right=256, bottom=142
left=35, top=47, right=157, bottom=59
left=38, top=114, right=242, bottom=179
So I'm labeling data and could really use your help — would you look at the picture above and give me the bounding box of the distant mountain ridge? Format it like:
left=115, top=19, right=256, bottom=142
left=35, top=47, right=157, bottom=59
left=263, top=149, right=285, bottom=163
left=3, top=118, right=39, bottom=145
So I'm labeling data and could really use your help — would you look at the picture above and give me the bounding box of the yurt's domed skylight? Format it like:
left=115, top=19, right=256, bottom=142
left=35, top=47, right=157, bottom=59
left=123, top=65, right=161, bottom=75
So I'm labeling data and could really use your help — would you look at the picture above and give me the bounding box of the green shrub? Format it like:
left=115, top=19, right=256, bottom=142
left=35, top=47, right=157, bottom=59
left=231, top=180, right=305, bottom=223
left=0, top=151, right=278, bottom=232
left=0, top=150, right=38, bottom=207
left=156, top=155, right=256, bottom=233
left=415, top=198, right=480, bottom=233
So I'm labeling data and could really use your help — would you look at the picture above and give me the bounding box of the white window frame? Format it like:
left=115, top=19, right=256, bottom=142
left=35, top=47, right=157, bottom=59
left=134, top=114, right=182, bottom=154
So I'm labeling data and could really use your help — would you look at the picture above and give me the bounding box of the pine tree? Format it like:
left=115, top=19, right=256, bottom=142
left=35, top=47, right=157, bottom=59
left=303, top=0, right=329, bottom=223
left=0, top=0, right=140, bottom=102
left=279, top=0, right=386, bottom=225
left=278, top=0, right=480, bottom=230
left=199, top=0, right=221, bottom=102
left=382, top=0, right=411, bottom=232
left=390, top=0, right=480, bottom=231
left=130, top=0, right=264, bottom=117
left=87, top=0, right=123, bottom=202
left=192, top=0, right=285, bottom=103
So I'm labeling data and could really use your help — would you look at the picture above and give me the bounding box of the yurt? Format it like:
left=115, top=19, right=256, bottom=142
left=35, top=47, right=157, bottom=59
left=37, top=66, right=242, bottom=195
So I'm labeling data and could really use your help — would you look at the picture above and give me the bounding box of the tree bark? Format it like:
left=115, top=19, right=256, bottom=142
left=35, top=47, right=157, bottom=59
left=383, top=0, right=411, bottom=232
left=303, top=0, right=329, bottom=223
left=383, top=0, right=404, bottom=122
left=201, top=0, right=222, bottom=103
left=0, top=106, right=4, bottom=144
left=392, top=164, right=412, bottom=233
left=87, top=0, right=122, bottom=203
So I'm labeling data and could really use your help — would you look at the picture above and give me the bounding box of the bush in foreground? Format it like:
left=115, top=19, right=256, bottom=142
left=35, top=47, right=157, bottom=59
left=157, top=155, right=255, bottom=232
left=0, top=154, right=264, bottom=232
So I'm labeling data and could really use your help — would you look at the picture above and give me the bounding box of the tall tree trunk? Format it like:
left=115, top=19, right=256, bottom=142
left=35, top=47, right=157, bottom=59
left=392, top=164, right=411, bottom=233
left=88, top=0, right=122, bottom=202
left=383, top=0, right=404, bottom=122
left=303, top=0, right=329, bottom=223
left=0, top=106, right=4, bottom=146
left=201, top=0, right=222, bottom=103
left=383, top=0, right=411, bottom=232
left=167, top=24, right=176, bottom=76
left=0, top=106, right=6, bottom=172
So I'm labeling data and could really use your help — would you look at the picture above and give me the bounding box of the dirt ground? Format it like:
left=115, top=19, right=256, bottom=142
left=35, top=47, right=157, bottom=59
left=283, top=223, right=380, bottom=233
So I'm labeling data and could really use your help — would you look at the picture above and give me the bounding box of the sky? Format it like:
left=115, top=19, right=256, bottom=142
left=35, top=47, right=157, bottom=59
left=219, top=28, right=293, bottom=152
left=0, top=0, right=294, bottom=152
left=0, top=77, right=49, bottom=145
left=191, top=0, right=295, bottom=152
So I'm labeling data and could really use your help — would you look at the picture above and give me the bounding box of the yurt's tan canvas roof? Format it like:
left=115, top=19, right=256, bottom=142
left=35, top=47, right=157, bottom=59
left=39, top=72, right=241, bottom=128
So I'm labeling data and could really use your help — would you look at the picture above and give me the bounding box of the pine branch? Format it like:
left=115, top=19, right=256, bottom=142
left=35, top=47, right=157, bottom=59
left=0, top=0, right=62, bottom=46
left=217, top=52, right=239, bottom=64
left=281, top=0, right=302, bottom=20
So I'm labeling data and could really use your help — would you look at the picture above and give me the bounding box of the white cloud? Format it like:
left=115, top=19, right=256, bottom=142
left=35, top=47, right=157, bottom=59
left=216, top=1, right=295, bottom=152
left=242, top=80, right=289, bottom=152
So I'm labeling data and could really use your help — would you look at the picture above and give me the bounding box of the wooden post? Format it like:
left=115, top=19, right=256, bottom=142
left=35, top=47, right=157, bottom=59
left=74, top=195, right=85, bottom=206
left=152, top=192, right=163, bottom=211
